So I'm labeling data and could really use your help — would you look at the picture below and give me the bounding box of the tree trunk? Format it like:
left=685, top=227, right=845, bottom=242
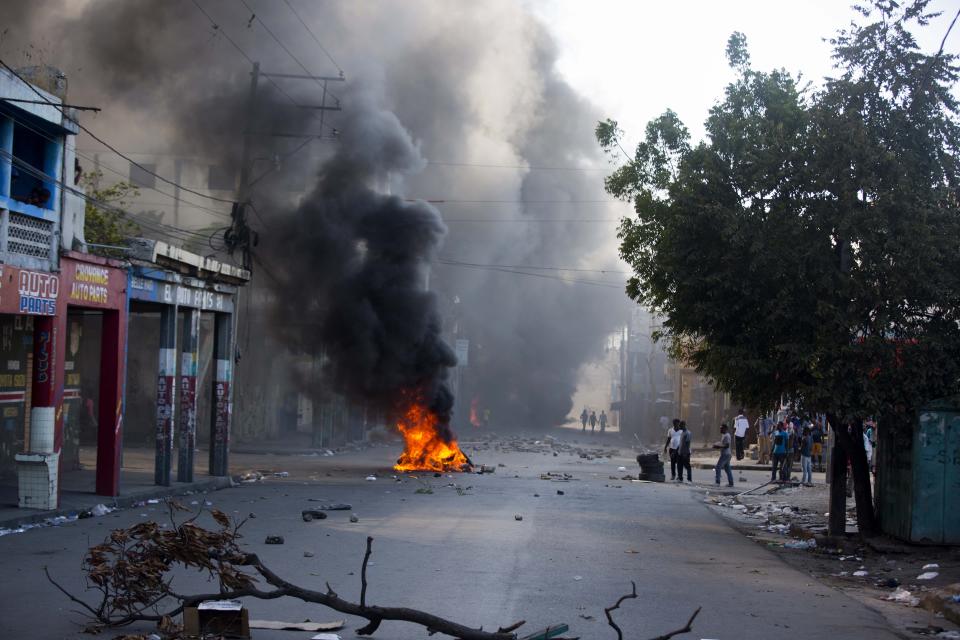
left=828, top=439, right=848, bottom=537
left=829, top=414, right=879, bottom=537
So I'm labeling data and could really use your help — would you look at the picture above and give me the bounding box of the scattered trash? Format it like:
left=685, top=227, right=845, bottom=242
left=301, top=510, right=329, bottom=522
left=556, top=490, right=565, bottom=496
left=783, top=539, right=816, bottom=550
left=624, top=549, right=639, bottom=554
left=886, top=587, right=920, bottom=607
left=264, top=536, right=284, bottom=545
left=349, top=514, right=359, bottom=523
left=514, top=514, right=523, bottom=521
left=918, top=572, right=940, bottom=581
left=415, top=487, right=434, bottom=494
left=304, top=551, right=315, bottom=558
left=365, top=475, right=377, bottom=481
left=312, top=634, right=343, bottom=640
left=238, top=471, right=263, bottom=483
left=923, top=563, right=940, bottom=570
left=617, top=466, right=627, bottom=472
left=573, top=576, right=582, bottom=581
left=250, top=620, right=344, bottom=631
left=273, top=471, right=290, bottom=478
left=90, top=503, right=112, bottom=517
left=853, top=570, right=869, bottom=577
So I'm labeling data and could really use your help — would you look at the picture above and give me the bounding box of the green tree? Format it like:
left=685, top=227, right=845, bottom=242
left=598, top=1, right=960, bottom=536
left=80, top=170, right=141, bottom=251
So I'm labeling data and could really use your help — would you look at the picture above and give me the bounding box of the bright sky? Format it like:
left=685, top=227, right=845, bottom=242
left=532, top=0, right=959, bottom=144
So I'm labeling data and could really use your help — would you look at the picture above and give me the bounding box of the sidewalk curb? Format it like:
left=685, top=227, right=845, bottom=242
left=0, top=476, right=234, bottom=530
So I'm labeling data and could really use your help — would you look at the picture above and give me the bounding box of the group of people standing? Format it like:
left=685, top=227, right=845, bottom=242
left=757, top=415, right=826, bottom=486
left=580, top=408, right=608, bottom=434
left=663, top=419, right=693, bottom=482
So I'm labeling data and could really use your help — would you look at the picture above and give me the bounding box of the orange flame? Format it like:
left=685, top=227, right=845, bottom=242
left=470, top=397, right=481, bottom=427
left=394, top=402, right=471, bottom=472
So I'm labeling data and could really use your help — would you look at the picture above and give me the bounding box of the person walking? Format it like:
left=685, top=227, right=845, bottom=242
left=811, top=419, right=825, bottom=472
left=589, top=410, right=598, bottom=433
left=771, top=422, right=788, bottom=482
left=599, top=410, right=608, bottom=434
left=664, top=419, right=682, bottom=481
left=800, top=426, right=814, bottom=486
left=713, top=423, right=734, bottom=487
left=580, top=408, right=589, bottom=432
left=677, top=421, right=693, bottom=483
left=758, top=415, right=773, bottom=465
left=733, top=409, right=750, bottom=460
left=782, top=422, right=796, bottom=482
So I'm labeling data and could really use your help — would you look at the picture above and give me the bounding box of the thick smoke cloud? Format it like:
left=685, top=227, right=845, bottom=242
left=0, top=0, right=627, bottom=431
left=266, top=94, right=457, bottom=425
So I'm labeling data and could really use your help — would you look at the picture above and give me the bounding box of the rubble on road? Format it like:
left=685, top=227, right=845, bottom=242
left=264, top=535, right=285, bottom=544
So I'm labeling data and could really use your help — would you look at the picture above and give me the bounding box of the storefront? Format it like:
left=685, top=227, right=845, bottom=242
left=0, top=251, right=125, bottom=509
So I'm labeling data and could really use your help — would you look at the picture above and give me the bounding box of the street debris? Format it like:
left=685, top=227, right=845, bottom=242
left=304, top=551, right=315, bottom=557
left=350, top=514, right=360, bottom=523
left=918, top=572, right=940, bottom=581
left=89, top=503, right=113, bottom=517
left=302, top=510, right=329, bottom=521
left=305, top=501, right=352, bottom=509
left=515, top=514, right=523, bottom=521
left=886, top=587, right=921, bottom=607
left=365, top=475, right=378, bottom=481
left=264, top=535, right=285, bottom=544
left=250, top=619, right=344, bottom=631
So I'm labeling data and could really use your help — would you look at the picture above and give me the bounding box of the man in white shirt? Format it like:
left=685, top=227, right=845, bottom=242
left=663, top=419, right=683, bottom=480
left=733, top=409, right=750, bottom=461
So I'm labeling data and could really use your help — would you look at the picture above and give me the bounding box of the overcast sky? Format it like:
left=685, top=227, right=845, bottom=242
left=531, top=0, right=959, bottom=144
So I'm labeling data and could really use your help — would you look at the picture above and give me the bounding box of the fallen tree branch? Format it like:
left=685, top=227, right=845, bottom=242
left=604, top=581, right=699, bottom=640
left=48, top=505, right=702, bottom=640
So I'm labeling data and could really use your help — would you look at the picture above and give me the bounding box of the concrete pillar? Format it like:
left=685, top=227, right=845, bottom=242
left=95, top=309, right=125, bottom=496
left=154, top=306, right=177, bottom=486
left=209, top=313, right=232, bottom=476
left=16, top=313, right=65, bottom=509
left=0, top=116, right=12, bottom=197
left=177, top=308, right=200, bottom=483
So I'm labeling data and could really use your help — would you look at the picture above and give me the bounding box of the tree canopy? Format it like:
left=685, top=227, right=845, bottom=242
left=598, top=0, right=960, bottom=422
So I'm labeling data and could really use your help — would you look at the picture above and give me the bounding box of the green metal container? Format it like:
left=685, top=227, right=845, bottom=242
left=879, top=398, right=960, bottom=544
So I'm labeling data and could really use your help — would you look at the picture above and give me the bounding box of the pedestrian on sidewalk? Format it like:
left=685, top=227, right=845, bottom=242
left=677, top=420, right=693, bottom=483
left=811, top=419, right=825, bottom=472
left=782, top=422, right=796, bottom=482
left=599, top=410, right=608, bottom=434
left=713, top=423, right=734, bottom=487
left=581, top=408, right=588, bottom=432
left=733, top=409, right=749, bottom=460
left=589, top=411, right=598, bottom=433
left=800, top=425, right=814, bottom=486
left=771, top=422, right=787, bottom=482
left=664, top=419, right=682, bottom=481
left=757, top=415, right=772, bottom=465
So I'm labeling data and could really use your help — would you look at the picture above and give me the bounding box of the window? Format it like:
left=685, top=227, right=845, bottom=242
left=10, top=122, right=55, bottom=209
left=129, top=162, right=157, bottom=189
left=208, top=165, right=236, bottom=191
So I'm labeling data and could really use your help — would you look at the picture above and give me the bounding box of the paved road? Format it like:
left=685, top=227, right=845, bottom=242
left=0, top=440, right=897, bottom=639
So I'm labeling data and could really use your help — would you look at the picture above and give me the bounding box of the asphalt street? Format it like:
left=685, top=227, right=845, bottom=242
left=0, top=440, right=899, bottom=639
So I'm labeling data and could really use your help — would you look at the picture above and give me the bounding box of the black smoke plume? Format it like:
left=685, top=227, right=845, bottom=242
left=266, top=96, right=457, bottom=424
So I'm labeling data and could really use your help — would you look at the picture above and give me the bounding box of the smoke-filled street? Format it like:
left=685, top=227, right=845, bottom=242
left=0, top=438, right=905, bottom=639
left=1, top=1, right=960, bottom=638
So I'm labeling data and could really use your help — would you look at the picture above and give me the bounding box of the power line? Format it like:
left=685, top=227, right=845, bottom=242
left=189, top=0, right=305, bottom=112
left=0, top=148, right=219, bottom=243
left=0, top=57, right=238, bottom=206
left=437, top=258, right=630, bottom=274
left=435, top=259, right=625, bottom=289
left=281, top=0, right=344, bottom=76
left=1, top=109, right=234, bottom=221
left=240, top=0, right=342, bottom=104
left=425, top=161, right=608, bottom=172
